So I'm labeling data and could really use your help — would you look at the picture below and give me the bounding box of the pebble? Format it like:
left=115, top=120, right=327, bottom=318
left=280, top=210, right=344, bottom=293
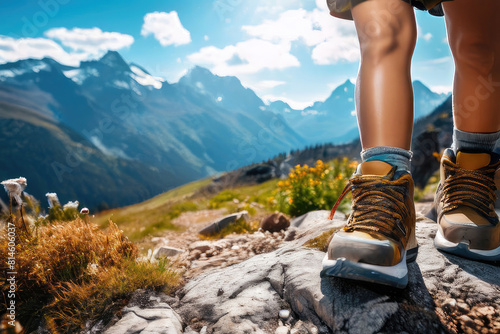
left=275, top=326, right=289, bottom=334
left=279, top=309, right=290, bottom=320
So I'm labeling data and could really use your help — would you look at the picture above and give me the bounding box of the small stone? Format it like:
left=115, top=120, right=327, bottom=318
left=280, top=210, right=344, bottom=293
left=200, top=326, right=208, bottom=334
left=153, top=246, right=183, bottom=259
left=474, top=319, right=485, bottom=327
left=279, top=309, right=290, bottom=320
left=190, top=241, right=212, bottom=253
left=231, top=245, right=240, bottom=250
left=260, top=212, right=290, bottom=233
left=475, top=306, right=495, bottom=317
left=217, top=288, right=224, bottom=296
left=275, top=326, right=289, bottom=334
left=459, top=315, right=475, bottom=327
left=456, top=302, right=470, bottom=313
left=442, top=298, right=456, bottom=310
left=190, top=250, right=202, bottom=260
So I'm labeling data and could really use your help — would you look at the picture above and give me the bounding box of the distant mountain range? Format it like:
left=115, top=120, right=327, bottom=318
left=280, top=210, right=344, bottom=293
left=268, top=79, right=448, bottom=145
left=0, top=51, right=449, bottom=211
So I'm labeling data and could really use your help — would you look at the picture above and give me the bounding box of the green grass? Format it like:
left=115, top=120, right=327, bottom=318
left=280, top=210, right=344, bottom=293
left=94, top=178, right=279, bottom=243
left=94, top=178, right=212, bottom=241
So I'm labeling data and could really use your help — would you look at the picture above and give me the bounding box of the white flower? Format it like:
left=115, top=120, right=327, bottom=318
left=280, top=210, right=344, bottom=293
left=63, top=200, right=79, bottom=211
left=80, top=207, right=89, bottom=214
left=13, top=177, right=27, bottom=191
left=45, top=193, right=60, bottom=208
left=87, top=263, right=99, bottom=275
left=1, top=177, right=26, bottom=206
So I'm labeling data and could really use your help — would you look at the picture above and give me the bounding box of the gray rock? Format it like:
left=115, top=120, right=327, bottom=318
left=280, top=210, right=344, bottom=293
left=104, top=290, right=183, bottom=334
left=198, top=210, right=249, bottom=237
left=189, top=240, right=212, bottom=253
left=275, top=326, right=290, bottom=334
left=175, top=211, right=500, bottom=333
left=183, top=326, right=199, bottom=334
left=153, top=246, right=183, bottom=259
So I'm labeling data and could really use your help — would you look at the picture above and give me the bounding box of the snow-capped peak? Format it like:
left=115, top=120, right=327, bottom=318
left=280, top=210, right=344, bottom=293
left=130, top=65, right=163, bottom=89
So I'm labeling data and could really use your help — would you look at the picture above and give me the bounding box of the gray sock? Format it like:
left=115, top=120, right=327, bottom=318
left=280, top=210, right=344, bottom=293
left=361, top=146, right=412, bottom=172
left=452, top=128, right=500, bottom=153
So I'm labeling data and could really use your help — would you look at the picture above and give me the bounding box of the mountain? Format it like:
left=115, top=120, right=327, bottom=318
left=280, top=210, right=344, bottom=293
left=0, top=52, right=305, bottom=210
left=268, top=79, right=449, bottom=145
left=0, top=101, right=176, bottom=210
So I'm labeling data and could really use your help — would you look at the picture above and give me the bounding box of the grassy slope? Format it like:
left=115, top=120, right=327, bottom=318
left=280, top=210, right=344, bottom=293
left=93, top=176, right=279, bottom=243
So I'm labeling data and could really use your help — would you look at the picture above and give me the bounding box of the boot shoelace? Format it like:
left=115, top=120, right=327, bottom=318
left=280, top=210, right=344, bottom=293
left=329, top=166, right=411, bottom=243
left=441, top=159, right=499, bottom=225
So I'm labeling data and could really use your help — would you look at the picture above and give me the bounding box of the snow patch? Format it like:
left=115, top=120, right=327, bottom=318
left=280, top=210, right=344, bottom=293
left=90, top=136, right=130, bottom=159
left=130, top=65, right=163, bottom=89
left=113, top=80, right=129, bottom=89
left=63, top=68, right=99, bottom=84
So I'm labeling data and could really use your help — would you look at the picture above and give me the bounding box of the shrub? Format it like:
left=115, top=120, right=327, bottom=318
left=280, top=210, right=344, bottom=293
left=208, top=190, right=241, bottom=209
left=168, top=201, right=198, bottom=219
left=0, top=217, right=180, bottom=332
left=274, top=158, right=357, bottom=217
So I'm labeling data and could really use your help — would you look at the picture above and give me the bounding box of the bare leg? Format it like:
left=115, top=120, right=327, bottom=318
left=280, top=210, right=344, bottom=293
left=352, top=0, right=417, bottom=150
left=443, top=0, right=500, bottom=132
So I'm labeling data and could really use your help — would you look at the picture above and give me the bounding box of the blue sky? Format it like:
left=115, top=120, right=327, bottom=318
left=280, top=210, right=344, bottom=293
left=0, top=0, right=454, bottom=108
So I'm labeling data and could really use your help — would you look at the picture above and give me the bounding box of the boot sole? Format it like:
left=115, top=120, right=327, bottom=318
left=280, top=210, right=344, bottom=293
left=320, top=247, right=418, bottom=289
left=434, top=229, right=500, bottom=262
left=428, top=206, right=500, bottom=262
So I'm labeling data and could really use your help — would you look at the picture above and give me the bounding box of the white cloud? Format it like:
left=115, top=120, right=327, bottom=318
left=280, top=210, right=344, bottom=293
left=204, top=35, right=209, bottom=41
left=254, top=80, right=286, bottom=89
left=187, top=39, right=299, bottom=75
left=0, top=27, right=134, bottom=66
left=427, top=56, right=452, bottom=65
left=422, top=33, right=432, bottom=41
left=0, top=35, right=88, bottom=66
left=45, top=27, right=134, bottom=54
left=141, top=11, right=191, bottom=46
left=242, top=7, right=359, bottom=65
left=417, top=24, right=433, bottom=42
left=430, top=85, right=452, bottom=94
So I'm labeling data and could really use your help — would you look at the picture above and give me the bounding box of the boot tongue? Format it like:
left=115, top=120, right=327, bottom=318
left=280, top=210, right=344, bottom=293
left=359, top=160, right=394, bottom=176
left=456, top=152, right=491, bottom=170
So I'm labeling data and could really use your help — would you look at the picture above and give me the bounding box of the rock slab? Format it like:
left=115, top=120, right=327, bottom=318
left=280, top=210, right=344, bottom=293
left=104, top=290, right=183, bottom=334
left=175, top=210, right=500, bottom=334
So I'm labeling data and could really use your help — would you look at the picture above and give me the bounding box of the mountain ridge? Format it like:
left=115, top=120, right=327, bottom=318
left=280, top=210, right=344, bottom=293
left=0, top=51, right=450, bottom=211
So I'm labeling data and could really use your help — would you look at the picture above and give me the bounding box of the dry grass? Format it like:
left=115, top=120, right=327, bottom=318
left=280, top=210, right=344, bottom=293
left=0, top=216, right=180, bottom=332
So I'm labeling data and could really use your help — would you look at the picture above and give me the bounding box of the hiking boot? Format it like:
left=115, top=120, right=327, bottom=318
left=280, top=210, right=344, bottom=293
left=321, top=160, right=418, bottom=289
left=428, top=149, right=500, bottom=261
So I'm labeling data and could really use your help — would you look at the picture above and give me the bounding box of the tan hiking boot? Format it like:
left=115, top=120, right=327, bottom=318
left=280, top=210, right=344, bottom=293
left=429, top=149, right=500, bottom=261
left=321, top=160, right=418, bottom=288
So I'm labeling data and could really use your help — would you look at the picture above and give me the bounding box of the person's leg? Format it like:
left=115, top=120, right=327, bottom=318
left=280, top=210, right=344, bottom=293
left=444, top=0, right=500, bottom=136
left=352, top=0, right=417, bottom=166
left=322, top=0, right=418, bottom=288
left=431, top=0, right=500, bottom=261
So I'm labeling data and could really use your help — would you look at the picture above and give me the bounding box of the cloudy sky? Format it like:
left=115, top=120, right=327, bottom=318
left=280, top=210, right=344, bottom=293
left=1, top=0, right=454, bottom=108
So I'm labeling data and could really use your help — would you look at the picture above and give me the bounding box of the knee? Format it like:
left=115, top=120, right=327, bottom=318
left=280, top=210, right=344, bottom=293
left=450, top=35, right=495, bottom=75
left=358, top=19, right=416, bottom=66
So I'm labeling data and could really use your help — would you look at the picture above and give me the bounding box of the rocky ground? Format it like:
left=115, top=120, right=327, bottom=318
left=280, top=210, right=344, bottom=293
left=102, top=203, right=500, bottom=334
